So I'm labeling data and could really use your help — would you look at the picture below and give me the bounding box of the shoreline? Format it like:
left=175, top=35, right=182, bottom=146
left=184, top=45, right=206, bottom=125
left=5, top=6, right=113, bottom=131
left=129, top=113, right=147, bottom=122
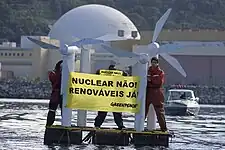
left=0, top=78, right=225, bottom=105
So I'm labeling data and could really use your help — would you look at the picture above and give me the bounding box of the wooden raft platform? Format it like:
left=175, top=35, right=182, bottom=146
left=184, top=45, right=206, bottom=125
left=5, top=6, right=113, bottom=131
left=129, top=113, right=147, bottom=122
left=44, top=125, right=172, bottom=147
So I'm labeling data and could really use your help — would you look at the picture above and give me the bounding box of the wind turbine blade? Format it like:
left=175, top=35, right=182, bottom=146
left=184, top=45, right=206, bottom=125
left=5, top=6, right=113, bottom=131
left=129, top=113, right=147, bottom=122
left=101, top=44, right=140, bottom=58
left=71, top=36, right=80, bottom=42
left=158, top=44, right=185, bottom=53
left=133, top=46, right=158, bottom=58
left=152, top=8, right=172, bottom=42
left=117, top=58, right=139, bottom=67
left=69, top=33, right=119, bottom=47
left=27, top=37, right=59, bottom=49
left=69, top=33, right=134, bottom=47
left=69, top=38, right=105, bottom=47
left=160, top=53, right=187, bottom=77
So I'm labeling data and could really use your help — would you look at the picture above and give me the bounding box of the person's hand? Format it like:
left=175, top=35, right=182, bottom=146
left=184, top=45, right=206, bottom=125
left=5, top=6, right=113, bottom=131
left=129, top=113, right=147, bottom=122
left=147, top=75, right=151, bottom=81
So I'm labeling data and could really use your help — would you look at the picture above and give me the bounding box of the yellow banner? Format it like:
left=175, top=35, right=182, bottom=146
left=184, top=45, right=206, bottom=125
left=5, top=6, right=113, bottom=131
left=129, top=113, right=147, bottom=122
left=66, top=72, right=140, bottom=113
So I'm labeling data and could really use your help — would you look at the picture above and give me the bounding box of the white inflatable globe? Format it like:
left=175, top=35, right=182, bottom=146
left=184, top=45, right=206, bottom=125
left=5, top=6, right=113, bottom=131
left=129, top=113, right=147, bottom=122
left=48, top=4, right=140, bottom=45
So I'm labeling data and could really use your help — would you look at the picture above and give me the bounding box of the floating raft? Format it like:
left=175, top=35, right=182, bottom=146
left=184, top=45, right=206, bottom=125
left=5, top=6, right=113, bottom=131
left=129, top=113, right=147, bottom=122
left=44, top=125, right=172, bottom=147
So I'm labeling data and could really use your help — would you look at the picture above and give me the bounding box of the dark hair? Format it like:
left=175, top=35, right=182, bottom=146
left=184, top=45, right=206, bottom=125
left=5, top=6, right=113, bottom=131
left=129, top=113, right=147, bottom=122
left=151, top=57, right=159, bottom=63
left=55, top=60, right=63, bottom=70
left=108, top=64, right=116, bottom=70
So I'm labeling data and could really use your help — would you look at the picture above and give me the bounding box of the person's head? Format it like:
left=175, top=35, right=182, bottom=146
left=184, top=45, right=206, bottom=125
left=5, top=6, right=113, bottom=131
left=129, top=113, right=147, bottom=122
left=150, top=57, right=159, bottom=68
left=108, top=64, right=116, bottom=70
left=55, top=60, right=63, bottom=71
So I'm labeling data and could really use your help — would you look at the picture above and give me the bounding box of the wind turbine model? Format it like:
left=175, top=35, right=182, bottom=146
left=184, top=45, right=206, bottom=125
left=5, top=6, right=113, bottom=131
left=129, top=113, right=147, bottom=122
left=28, top=35, right=130, bottom=127
left=100, top=8, right=214, bottom=131
left=29, top=34, right=150, bottom=131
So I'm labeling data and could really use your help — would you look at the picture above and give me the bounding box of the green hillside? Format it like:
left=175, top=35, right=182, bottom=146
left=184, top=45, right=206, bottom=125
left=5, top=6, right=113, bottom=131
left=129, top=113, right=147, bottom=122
left=0, top=0, right=224, bottom=43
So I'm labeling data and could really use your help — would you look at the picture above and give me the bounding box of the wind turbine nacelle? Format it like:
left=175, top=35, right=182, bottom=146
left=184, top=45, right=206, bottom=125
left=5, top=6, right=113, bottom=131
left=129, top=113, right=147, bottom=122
left=147, top=42, right=160, bottom=50
left=147, top=42, right=160, bottom=58
left=61, top=45, right=80, bottom=55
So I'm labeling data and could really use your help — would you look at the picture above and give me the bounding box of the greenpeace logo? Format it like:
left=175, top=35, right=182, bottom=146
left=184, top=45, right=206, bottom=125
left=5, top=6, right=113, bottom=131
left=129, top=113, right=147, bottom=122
left=110, top=102, right=138, bottom=108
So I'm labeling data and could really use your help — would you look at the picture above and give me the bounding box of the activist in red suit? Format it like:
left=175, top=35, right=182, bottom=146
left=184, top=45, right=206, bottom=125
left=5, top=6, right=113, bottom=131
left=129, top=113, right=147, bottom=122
left=94, top=64, right=126, bottom=130
left=145, top=57, right=167, bottom=132
left=46, top=60, right=63, bottom=126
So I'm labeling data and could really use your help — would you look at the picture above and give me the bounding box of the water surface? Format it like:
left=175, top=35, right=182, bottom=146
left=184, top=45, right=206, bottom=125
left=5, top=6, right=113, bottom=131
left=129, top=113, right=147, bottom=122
left=0, top=98, right=225, bottom=150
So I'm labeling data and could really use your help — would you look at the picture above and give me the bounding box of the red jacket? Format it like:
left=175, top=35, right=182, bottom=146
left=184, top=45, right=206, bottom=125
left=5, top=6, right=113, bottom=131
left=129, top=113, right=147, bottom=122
left=49, top=70, right=61, bottom=91
left=146, top=66, right=165, bottom=107
left=48, top=70, right=62, bottom=103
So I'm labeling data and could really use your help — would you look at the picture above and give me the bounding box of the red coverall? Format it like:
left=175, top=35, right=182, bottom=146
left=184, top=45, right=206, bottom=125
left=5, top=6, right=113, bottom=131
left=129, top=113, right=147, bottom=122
left=46, top=68, right=62, bottom=126
left=145, top=66, right=167, bottom=131
left=48, top=70, right=62, bottom=110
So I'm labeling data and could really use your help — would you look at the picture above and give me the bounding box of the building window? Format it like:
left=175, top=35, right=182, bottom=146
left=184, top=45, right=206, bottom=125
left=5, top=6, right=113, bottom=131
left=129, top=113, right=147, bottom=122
left=17, top=53, right=20, bottom=56
left=9, top=53, right=11, bottom=56
left=21, top=53, right=24, bottom=56
left=29, top=53, right=32, bottom=56
left=13, top=53, right=15, bottom=56
left=5, top=53, right=7, bottom=56
left=0, top=53, right=3, bottom=56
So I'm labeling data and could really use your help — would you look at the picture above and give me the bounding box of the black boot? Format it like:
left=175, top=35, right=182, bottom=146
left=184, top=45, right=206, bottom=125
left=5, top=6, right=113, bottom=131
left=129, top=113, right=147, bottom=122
left=46, top=111, right=56, bottom=126
left=118, top=125, right=126, bottom=130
